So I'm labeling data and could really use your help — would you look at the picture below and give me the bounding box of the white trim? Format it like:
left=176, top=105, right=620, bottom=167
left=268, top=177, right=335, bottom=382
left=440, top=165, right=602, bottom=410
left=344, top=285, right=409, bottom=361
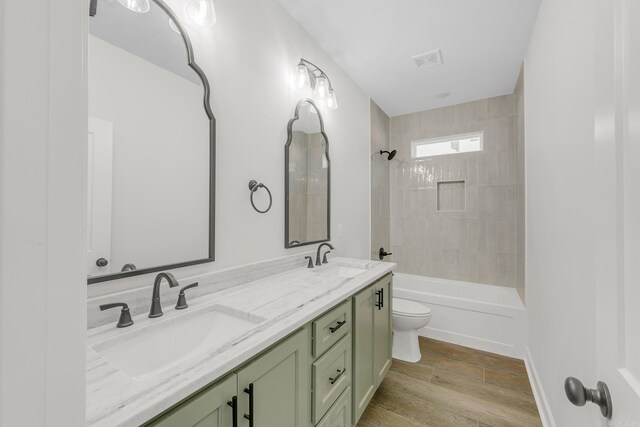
left=411, top=131, right=484, bottom=158
left=524, top=346, right=556, bottom=427
left=419, top=326, right=519, bottom=358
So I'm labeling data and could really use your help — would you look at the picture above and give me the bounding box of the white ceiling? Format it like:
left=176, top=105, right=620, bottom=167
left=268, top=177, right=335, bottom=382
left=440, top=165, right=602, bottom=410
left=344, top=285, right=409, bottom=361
left=277, top=0, right=540, bottom=117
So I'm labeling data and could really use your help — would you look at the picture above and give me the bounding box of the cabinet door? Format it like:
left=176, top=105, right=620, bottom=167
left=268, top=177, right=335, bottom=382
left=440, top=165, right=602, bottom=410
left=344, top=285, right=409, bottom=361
left=147, top=374, right=237, bottom=427
left=373, top=276, right=392, bottom=386
left=237, top=328, right=309, bottom=427
left=352, top=286, right=375, bottom=423
left=316, top=387, right=352, bottom=427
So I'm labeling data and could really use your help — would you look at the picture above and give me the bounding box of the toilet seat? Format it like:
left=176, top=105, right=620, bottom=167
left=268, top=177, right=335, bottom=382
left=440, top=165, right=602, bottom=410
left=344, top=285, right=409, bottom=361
left=392, top=298, right=431, bottom=317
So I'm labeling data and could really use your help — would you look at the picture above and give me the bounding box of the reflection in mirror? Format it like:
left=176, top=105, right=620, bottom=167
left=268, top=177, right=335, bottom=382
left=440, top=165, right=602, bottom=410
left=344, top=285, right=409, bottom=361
left=87, top=0, right=214, bottom=283
left=285, top=100, right=330, bottom=248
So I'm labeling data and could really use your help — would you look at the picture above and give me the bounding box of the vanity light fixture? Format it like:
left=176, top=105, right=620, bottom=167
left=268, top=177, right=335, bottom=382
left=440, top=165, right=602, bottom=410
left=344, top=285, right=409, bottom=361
left=116, top=0, right=151, bottom=13
left=296, top=64, right=311, bottom=89
left=326, top=89, right=338, bottom=111
left=296, top=59, right=338, bottom=110
left=186, top=0, right=217, bottom=27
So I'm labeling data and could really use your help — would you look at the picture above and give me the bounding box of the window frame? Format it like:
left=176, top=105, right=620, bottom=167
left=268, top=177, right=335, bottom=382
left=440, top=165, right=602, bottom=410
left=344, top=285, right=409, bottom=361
left=411, top=131, right=484, bottom=159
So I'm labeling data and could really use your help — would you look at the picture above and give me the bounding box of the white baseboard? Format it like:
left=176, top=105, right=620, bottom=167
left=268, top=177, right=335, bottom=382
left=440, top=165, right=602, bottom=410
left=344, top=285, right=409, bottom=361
left=419, top=326, right=520, bottom=359
left=524, top=346, right=556, bottom=427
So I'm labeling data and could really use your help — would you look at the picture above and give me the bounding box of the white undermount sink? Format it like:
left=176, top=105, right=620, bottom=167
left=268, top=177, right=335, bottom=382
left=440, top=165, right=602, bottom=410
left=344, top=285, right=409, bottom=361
left=313, top=264, right=368, bottom=279
left=92, top=305, right=266, bottom=378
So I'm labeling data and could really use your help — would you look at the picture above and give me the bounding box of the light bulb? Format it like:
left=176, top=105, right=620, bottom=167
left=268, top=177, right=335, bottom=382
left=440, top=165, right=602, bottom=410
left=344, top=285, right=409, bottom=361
left=314, top=76, right=329, bottom=99
left=186, top=0, right=217, bottom=27
left=326, top=89, right=338, bottom=110
left=117, top=0, right=150, bottom=13
left=169, top=19, right=181, bottom=34
left=296, top=64, right=310, bottom=89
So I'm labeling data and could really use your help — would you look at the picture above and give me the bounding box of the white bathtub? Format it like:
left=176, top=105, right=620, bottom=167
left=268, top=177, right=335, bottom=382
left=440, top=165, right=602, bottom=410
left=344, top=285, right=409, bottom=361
left=392, top=273, right=526, bottom=359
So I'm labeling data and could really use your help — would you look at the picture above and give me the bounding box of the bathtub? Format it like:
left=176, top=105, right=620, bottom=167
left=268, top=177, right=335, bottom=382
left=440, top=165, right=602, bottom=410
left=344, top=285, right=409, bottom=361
left=392, top=273, right=526, bottom=359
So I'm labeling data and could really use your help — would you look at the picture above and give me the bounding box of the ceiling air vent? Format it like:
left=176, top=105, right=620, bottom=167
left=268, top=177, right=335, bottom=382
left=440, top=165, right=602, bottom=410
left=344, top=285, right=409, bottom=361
left=412, top=49, right=443, bottom=70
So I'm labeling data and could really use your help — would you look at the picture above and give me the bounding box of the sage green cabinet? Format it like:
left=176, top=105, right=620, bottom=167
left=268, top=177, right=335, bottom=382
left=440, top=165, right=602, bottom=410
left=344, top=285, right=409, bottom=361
left=312, top=334, right=351, bottom=424
left=316, top=387, right=352, bottom=427
left=146, top=328, right=309, bottom=427
left=373, top=275, right=392, bottom=385
left=147, top=374, right=237, bottom=427
left=144, top=274, right=392, bottom=427
left=237, top=328, right=309, bottom=427
left=352, top=285, right=375, bottom=422
left=352, top=274, right=393, bottom=424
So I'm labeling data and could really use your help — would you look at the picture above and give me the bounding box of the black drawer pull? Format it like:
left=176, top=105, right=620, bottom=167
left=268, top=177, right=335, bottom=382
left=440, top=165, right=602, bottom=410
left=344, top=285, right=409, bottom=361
left=375, top=289, right=382, bottom=310
left=329, top=320, right=347, bottom=333
left=329, top=368, right=347, bottom=385
left=227, top=396, right=238, bottom=427
left=243, top=384, right=253, bottom=427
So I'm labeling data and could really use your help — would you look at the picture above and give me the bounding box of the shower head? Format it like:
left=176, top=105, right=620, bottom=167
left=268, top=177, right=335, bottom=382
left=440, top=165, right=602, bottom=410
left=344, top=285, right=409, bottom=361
left=380, top=150, right=397, bottom=160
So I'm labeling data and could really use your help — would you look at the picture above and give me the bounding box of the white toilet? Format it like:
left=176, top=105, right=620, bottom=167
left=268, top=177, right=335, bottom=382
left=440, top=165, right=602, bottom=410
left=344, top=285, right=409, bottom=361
left=392, top=298, right=432, bottom=363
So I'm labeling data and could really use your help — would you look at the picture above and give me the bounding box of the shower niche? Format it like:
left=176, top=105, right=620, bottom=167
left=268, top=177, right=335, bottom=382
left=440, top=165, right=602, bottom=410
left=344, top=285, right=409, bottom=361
left=437, top=180, right=466, bottom=212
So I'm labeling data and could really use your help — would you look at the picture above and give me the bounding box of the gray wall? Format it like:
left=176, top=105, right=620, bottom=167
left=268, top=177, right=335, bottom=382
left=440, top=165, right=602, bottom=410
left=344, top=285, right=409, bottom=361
left=515, top=67, right=526, bottom=302
left=388, top=95, right=523, bottom=287
left=370, top=100, right=391, bottom=261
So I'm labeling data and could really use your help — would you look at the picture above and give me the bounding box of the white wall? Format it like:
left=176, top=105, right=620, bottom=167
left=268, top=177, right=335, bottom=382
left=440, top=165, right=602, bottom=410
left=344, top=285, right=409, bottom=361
left=0, top=0, right=87, bottom=425
left=524, top=0, right=598, bottom=424
left=88, top=35, right=210, bottom=272
left=3, top=0, right=371, bottom=423
left=88, top=0, right=372, bottom=297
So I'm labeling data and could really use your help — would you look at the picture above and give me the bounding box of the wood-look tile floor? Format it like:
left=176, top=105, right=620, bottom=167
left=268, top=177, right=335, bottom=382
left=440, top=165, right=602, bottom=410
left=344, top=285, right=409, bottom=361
left=357, top=337, right=542, bottom=427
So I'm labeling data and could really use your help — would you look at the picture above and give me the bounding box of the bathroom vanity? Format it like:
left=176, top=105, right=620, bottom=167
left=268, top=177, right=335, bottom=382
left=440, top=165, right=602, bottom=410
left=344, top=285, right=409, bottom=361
left=86, top=258, right=394, bottom=427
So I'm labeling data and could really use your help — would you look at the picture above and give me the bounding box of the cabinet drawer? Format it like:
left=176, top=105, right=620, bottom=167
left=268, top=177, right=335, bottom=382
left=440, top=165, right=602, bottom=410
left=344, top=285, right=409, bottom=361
left=312, top=334, right=352, bottom=424
left=313, top=300, right=351, bottom=357
left=316, top=387, right=351, bottom=427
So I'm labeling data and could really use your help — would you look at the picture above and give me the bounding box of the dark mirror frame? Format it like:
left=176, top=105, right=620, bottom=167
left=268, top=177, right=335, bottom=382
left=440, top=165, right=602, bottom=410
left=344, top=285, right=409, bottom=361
left=284, top=99, right=331, bottom=249
left=88, top=0, right=215, bottom=284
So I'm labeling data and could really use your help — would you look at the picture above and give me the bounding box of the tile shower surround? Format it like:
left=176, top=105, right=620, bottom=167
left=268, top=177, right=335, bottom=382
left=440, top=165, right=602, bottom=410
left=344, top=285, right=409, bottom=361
left=388, top=95, right=521, bottom=287
left=515, top=67, right=526, bottom=302
left=371, top=100, right=391, bottom=261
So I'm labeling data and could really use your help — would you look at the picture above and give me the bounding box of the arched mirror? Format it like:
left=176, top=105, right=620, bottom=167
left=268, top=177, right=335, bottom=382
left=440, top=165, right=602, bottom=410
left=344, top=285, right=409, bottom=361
left=87, top=0, right=215, bottom=283
left=285, top=99, right=330, bottom=248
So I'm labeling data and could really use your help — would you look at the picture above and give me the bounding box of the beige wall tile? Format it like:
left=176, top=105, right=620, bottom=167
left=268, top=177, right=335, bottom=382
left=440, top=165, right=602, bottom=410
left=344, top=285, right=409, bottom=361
left=371, top=100, right=391, bottom=259
left=387, top=93, right=523, bottom=288
left=514, top=66, right=526, bottom=302
left=488, top=94, right=516, bottom=119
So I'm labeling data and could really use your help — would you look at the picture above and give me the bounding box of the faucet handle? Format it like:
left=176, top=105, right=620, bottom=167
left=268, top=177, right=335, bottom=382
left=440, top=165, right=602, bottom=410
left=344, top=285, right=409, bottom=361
left=175, top=282, right=199, bottom=310
left=322, top=251, right=331, bottom=264
left=305, top=256, right=314, bottom=269
left=100, top=302, right=134, bottom=328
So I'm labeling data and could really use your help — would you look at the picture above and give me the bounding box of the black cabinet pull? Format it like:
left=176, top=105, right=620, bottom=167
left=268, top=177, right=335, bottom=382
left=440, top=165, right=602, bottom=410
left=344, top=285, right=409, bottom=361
left=375, top=288, right=385, bottom=310
left=329, top=368, right=347, bottom=385
left=227, top=396, right=238, bottom=427
left=329, top=320, right=347, bottom=333
left=243, top=384, right=254, bottom=427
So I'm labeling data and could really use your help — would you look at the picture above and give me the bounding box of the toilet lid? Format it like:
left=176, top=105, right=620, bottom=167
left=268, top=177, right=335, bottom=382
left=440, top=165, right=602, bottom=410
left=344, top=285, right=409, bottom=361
left=392, top=298, right=431, bottom=317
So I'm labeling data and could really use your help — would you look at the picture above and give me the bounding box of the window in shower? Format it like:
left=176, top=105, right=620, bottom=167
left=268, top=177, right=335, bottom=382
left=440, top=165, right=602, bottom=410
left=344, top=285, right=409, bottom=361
left=411, top=131, right=483, bottom=158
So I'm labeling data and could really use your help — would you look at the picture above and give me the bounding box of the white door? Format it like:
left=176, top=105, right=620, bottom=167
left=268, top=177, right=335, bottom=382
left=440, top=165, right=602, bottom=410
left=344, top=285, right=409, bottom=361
left=592, top=0, right=640, bottom=424
left=87, top=117, right=114, bottom=276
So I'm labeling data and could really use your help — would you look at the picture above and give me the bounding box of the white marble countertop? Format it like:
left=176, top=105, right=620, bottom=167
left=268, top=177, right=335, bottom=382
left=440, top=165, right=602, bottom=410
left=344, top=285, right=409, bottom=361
left=86, top=257, right=395, bottom=426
